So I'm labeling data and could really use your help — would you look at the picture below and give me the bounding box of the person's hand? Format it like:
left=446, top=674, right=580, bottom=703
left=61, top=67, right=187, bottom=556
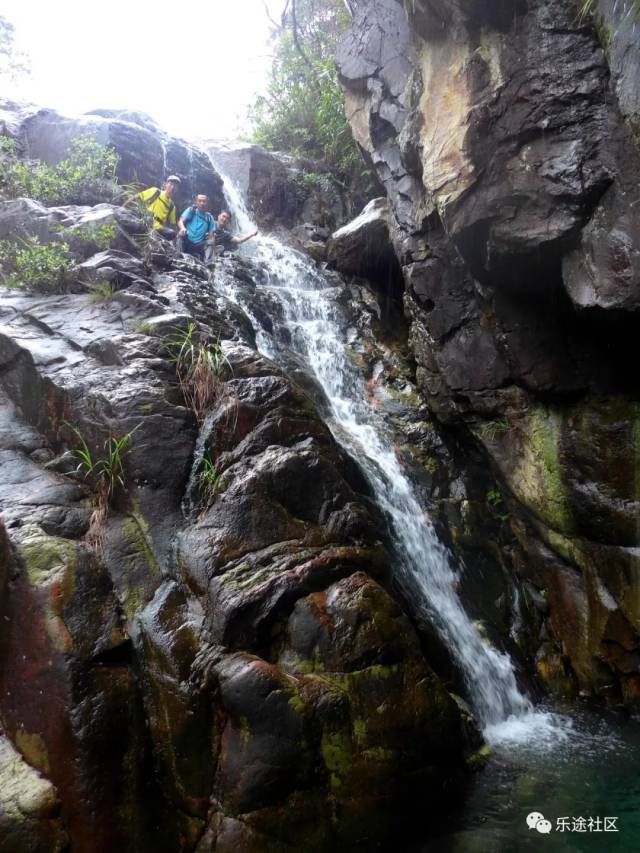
left=178, top=225, right=187, bottom=237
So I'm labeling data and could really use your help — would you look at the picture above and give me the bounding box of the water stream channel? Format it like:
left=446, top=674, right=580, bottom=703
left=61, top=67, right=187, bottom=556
left=210, top=164, right=640, bottom=851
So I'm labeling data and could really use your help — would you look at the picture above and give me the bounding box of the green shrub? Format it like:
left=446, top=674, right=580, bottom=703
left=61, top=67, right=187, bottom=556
left=0, top=236, right=74, bottom=292
left=69, top=221, right=117, bottom=251
left=0, top=136, right=119, bottom=205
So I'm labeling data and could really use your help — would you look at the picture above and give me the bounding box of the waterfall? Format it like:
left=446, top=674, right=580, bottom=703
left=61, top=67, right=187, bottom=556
left=211, top=163, right=572, bottom=744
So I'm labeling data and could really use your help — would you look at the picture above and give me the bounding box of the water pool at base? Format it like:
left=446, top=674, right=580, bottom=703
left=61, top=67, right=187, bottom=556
left=422, top=707, right=640, bottom=853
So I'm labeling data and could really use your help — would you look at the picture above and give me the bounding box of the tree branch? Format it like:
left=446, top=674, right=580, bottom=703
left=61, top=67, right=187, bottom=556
left=290, top=0, right=316, bottom=74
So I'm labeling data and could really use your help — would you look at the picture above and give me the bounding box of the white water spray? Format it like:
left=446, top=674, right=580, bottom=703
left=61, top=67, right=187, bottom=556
left=212, top=163, right=574, bottom=744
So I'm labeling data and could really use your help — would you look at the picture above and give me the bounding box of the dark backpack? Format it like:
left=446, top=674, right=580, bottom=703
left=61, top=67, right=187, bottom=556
left=184, top=206, right=213, bottom=231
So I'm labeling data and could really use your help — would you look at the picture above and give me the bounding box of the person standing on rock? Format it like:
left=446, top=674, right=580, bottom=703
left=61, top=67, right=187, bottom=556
left=213, top=210, right=258, bottom=256
left=177, top=194, right=216, bottom=264
left=123, top=175, right=181, bottom=239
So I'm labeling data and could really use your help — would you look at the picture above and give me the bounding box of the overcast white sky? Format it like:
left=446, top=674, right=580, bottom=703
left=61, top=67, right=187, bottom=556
left=1, top=0, right=286, bottom=141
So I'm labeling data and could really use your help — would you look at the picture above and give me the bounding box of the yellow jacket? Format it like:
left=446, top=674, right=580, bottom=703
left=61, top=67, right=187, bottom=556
left=138, top=187, right=177, bottom=230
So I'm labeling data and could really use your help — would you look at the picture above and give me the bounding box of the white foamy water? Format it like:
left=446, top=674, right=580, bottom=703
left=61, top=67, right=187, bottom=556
left=211, top=164, right=587, bottom=745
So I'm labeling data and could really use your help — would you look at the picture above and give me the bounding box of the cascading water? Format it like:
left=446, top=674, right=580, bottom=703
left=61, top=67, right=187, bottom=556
left=210, top=163, right=579, bottom=745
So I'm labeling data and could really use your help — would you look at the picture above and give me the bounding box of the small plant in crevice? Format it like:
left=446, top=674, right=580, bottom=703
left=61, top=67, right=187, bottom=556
left=486, top=489, right=509, bottom=523
left=199, top=454, right=220, bottom=505
left=88, top=280, right=117, bottom=303
left=132, top=318, right=155, bottom=336
left=65, top=422, right=139, bottom=535
left=580, top=0, right=640, bottom=19
left=0, top=235, right=74, bottom=292
left=164, top=323, right=232, bottom=422
left=478, top=419, right=510, bottom=442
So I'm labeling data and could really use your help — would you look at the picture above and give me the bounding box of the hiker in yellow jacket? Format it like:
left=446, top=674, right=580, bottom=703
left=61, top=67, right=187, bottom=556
left=124, top=175, right=181, bottom=239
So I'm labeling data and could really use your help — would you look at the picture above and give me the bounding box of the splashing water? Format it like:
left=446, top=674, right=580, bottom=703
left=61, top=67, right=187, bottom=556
left=209, top=162, right=605, bottom=749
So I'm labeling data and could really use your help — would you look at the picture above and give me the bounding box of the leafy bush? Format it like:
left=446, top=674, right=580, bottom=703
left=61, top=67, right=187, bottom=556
left=69, top=221, right=117, bottom=250
left=0, top=236, right=74, bottom=292
left=0, top=136, right=119, bottom=205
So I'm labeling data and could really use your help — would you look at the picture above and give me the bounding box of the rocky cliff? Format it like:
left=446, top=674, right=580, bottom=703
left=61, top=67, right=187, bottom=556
left=0, top=105, right=474, bottom=851
left=337, top=0, right=640, bottom=706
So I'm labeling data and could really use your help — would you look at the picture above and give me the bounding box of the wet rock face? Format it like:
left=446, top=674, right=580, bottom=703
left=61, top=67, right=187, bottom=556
left=202, top=141, right=348, bottom=231
left=0, top=181, right=468, bottom=846
left=327, top=197, right=403, bottom=294
left=338, top=0, right=640, bottom=705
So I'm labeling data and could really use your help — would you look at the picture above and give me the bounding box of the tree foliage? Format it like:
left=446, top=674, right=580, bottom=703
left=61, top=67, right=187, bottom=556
left=0, top=15, right=30, bottom=83
left=249, top=0, right=374, bottom=195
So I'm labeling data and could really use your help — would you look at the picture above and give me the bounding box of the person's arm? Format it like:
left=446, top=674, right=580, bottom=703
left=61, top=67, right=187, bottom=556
left=123, top=189, right=145, bottom=209
left=232, top=229, right=259, bottom=246
left=124, top=187, right=153, bottom=210
left=178, top=207, right=193, bottom=237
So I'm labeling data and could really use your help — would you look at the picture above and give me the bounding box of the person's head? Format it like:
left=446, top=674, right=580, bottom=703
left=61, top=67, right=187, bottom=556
left=195, top=194, right=209, bottom=211
left=164, top=175, right=181, bottom=197
left=217, top=210, right=231, bottom=227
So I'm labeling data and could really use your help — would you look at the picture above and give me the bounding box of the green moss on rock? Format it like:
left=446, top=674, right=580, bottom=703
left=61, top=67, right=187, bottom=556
left=511, top=405, right=573, bottom=534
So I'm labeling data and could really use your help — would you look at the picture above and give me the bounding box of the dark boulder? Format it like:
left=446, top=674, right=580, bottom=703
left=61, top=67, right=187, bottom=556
left=2, top=102, right=225, bottom=214
left=327, top=197, right=403, bottom=293
left=203, top=141, right=348, bottom=230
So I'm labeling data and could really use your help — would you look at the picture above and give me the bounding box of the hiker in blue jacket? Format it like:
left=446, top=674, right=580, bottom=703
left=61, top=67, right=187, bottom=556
left=177, top=194, right=216, bottom=263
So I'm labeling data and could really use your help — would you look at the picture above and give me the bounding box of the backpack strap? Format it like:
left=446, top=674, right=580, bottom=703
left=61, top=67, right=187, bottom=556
left=145, top=188, right=160, bottom=207
left=185, top=208, right=214, bottom=232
